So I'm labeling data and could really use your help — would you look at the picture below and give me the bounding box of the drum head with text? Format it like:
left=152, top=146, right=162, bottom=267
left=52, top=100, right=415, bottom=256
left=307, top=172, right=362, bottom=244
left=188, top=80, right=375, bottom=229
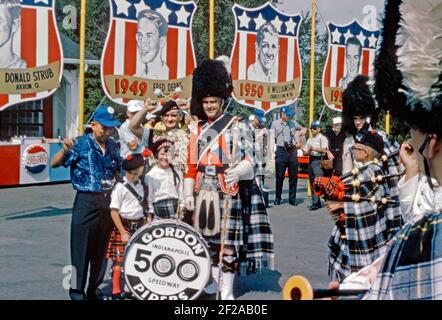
left=124, top=219, right=211, bottom=300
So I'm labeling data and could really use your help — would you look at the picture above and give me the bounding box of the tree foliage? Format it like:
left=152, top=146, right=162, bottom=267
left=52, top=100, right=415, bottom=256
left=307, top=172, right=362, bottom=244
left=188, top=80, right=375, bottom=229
left=56, top=0, right=118, bottom=123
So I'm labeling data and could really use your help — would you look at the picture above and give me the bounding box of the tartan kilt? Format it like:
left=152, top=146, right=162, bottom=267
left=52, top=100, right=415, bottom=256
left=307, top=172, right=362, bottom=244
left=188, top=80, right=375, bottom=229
left=107, top=218, right=145, bottom=263
left=328, top=225, right=350, bottom=280
left=200, top=179, right=274, bottom=274
left=328, top=210, right=392, bottom=280
left=153, top=198, right=178, bottom=219
left=365, top=211, right=442, bottom=300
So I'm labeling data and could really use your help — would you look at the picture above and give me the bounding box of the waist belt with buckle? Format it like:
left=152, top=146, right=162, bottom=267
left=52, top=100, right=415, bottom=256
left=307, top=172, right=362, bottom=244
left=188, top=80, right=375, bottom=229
left=198, top=165, right=229, bottom=176
left=122, top=217, right=145, bottom=231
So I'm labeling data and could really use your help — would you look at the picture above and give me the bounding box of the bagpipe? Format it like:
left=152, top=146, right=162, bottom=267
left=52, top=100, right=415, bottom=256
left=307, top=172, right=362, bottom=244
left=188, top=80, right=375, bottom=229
left=339, top=149, right=400, bottom=181
left=282, top=275, right=367, bottom=300
left=312, top=150, right=403, bottom=239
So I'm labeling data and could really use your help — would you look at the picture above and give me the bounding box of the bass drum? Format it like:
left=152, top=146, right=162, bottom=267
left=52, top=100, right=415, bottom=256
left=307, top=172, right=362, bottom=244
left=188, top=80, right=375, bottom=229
left=124, top=219, right=211, bottom=300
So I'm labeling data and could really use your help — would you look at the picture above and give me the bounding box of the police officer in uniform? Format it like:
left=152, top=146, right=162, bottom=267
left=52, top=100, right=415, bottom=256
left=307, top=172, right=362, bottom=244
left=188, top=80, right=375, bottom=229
left=270, top=106, right=306, bottom=206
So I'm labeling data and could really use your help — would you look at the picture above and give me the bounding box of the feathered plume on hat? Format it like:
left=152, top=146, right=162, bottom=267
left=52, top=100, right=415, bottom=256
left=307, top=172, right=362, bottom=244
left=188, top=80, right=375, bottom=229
left=374, top=0, right=442, bottom=135
left=191, top=59, right=233, bottom=120
left=342, top=75, right=378, bottom=134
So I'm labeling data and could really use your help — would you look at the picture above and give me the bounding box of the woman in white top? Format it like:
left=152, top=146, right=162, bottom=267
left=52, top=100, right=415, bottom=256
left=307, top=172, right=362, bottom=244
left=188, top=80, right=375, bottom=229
left=145, top=139, right=185, bottom=220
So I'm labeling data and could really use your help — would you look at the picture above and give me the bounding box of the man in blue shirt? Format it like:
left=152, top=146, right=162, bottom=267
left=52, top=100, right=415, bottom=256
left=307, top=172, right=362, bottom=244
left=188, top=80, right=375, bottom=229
left=51, top=104, right=121, bottom=300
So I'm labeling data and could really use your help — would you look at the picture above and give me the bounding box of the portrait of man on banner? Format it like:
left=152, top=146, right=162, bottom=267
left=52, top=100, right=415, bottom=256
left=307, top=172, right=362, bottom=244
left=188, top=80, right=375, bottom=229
left=230, top=3, right=302, bottom=112
left=101, top=0, right=197, bottom=104
left=135, top=9, right=169, bottom=80
left=339, top=37, right=362, bottom=90
left=0, top=0, right=27, bottom=69
left=247, top=22, right=279, bottom=83
left=321, top=21, right=379, bottom=112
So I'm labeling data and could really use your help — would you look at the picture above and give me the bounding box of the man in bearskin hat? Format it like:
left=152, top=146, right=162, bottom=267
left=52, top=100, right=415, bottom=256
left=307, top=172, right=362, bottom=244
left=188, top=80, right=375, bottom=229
left=341, top=75, right=399, bottom=174
left=184, top=59, right=274, bottom=300
left=330, top=0, right=442, bottom=299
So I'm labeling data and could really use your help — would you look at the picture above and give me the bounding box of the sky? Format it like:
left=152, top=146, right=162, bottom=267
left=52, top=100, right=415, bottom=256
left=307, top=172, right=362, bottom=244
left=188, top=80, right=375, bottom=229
left=278, top=0, right=385, bottom=33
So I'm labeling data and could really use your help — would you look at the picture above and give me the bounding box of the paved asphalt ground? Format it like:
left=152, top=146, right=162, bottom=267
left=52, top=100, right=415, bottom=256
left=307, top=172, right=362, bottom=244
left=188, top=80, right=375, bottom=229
left=0, top=178, right=334, bottom=300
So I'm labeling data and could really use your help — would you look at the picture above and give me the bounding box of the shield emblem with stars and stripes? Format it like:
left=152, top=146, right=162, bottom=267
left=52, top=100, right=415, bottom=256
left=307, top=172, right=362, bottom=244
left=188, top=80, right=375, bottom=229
left=230, top=2, right=302, bottom=113
left=101, top=0, right=197, bottom=105
left=0, top=0, right=63, bottom=112
left=322, top=20, right=379, bottom=111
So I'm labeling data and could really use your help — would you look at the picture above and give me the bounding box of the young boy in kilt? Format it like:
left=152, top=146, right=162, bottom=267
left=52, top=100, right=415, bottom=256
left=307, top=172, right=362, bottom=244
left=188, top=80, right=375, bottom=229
left=145, top=139, right=185, bottom=220
left=107, top=153, right=146, bottom=300
left=326, top=131, right=403, bottom=282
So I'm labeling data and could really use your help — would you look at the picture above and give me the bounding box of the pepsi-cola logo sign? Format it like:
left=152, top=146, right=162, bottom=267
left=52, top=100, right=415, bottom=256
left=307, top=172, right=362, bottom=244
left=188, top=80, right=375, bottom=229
left=22, top=145, right=48, bottom=174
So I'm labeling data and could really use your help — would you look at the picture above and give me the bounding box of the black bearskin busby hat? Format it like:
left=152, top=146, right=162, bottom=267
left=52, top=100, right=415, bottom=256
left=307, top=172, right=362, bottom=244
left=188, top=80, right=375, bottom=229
left=374, top=0, right=442, bottom=136
left=342, top=75, right=378, bottom=134
left=191, top=59, right=233, bottom=121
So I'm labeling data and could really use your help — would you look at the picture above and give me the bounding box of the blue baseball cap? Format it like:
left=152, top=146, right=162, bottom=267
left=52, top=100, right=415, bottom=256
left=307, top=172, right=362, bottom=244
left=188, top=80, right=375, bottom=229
left=310, top=120, right=321, bottom=128
left=91, top=105, right=121, bottom=128
left=254, top=109, right=266, bottom=123
left=281, top=106, right=295, bottom=117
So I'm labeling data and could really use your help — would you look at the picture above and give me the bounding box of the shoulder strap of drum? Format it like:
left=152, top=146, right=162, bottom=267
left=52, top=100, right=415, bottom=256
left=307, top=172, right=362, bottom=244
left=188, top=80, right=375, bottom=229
left=140, top=176, right=149, bottom=216
left=169, top=164, right=180, bottom=187
left=123, top=181, right=146, bottom=214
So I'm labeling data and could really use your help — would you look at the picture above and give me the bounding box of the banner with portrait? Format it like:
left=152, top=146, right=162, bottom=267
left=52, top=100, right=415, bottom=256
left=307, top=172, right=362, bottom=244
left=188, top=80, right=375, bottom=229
left=322, top=20, right=379, bottom=111
left=230, top=2, right=302, bottom=113
left=101, top=0, right=197, bottom=105
left=0, top=0, right=64, bottom=111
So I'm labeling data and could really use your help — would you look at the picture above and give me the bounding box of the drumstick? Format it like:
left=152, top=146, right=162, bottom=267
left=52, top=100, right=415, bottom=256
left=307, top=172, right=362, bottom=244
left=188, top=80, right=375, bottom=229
left=154, top=88, right=191, bottom=116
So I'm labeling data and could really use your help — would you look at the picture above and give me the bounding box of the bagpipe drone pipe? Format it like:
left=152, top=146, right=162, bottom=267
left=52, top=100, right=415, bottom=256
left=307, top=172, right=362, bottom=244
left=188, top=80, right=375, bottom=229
left=312, top=150, right=403, bottom=239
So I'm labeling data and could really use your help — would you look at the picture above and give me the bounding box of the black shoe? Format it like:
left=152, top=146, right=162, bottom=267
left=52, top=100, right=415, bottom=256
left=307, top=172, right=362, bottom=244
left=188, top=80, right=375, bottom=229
left=69, top=289, right=86, bottom=300
left=289, top=201, right=298, bottom=206
left=309, top=204, right=321, bottom=211
left=274, top=199, right=281, bottom=205
left=87, top=288, right=105, bottom=300
left=112, top=292, right=127, bottom=300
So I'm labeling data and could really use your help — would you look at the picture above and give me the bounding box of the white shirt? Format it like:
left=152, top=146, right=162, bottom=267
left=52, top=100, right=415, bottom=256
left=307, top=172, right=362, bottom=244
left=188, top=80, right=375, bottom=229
left=303, top=133, right=328, bottom=157
left=118, top=120, right=150, bottom=158
left=110, top=178, right=145, bottom=220
left=398, top=173, right=440, bottom=222
left=145, top=165, right=185, bottom=213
